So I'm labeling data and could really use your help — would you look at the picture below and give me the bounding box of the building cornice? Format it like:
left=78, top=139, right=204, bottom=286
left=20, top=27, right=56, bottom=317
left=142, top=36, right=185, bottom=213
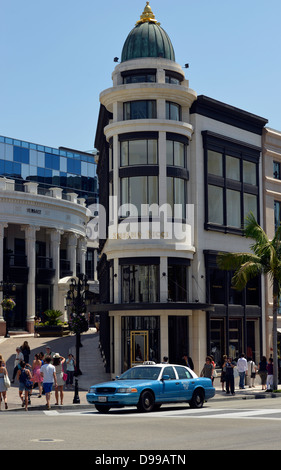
left=100, top=83, right=197, bottom=112
left=191, top=95, right=268, bottom=135
left=104, top=119, right=194, bottom=142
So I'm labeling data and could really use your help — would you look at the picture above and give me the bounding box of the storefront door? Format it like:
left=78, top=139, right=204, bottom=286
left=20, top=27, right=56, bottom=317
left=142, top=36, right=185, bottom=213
left=130, top=331, right=149, bottom=366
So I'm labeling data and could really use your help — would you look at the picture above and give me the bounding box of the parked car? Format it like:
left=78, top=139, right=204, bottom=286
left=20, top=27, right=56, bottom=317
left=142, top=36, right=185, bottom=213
left=86, top=363, right=215, bottom=413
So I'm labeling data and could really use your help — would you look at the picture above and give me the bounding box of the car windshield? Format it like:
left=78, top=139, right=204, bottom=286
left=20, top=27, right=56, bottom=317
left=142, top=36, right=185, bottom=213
left=118, top=366, right=162, bottom=380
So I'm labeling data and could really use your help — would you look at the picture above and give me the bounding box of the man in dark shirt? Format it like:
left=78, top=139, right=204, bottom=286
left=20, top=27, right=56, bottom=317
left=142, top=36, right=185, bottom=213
left=225, top=357, right=236, bottom=395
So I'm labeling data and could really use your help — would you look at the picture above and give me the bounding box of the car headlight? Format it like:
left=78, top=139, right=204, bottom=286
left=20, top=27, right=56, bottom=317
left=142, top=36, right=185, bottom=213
left=89, top=387, right=96, bottom=393
left=117, top=388, right=138, bottom=393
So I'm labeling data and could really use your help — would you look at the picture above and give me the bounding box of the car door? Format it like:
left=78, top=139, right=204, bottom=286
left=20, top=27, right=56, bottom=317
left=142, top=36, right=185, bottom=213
left=160, top=366, right=182, bottom=402
left=174, top=366, right=195, bottom=401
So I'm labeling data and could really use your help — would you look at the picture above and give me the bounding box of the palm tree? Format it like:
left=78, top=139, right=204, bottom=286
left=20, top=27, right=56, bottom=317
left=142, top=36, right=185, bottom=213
left=217, top=212, right=281, bottom=391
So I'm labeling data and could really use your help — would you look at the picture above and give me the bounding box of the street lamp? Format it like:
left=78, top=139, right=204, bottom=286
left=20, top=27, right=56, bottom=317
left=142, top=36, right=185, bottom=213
left=0, top=281, right=16, bottom=338
left=66, top=273, right=90, bottom=404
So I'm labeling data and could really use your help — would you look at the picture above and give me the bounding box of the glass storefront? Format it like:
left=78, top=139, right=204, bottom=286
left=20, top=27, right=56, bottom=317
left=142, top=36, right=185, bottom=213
left=209, top=317, right=260, bottom=366
left=121, top=316, right=160, bottom=371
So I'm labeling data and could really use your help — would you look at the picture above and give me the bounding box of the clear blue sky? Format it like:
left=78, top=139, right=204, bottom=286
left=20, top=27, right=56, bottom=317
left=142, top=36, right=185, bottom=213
left=1, top=0, right=281, bottom=152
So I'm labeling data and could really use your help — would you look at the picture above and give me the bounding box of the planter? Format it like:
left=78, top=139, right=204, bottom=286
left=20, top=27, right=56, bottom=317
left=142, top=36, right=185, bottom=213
left=34, top=325, right=70, bottom=337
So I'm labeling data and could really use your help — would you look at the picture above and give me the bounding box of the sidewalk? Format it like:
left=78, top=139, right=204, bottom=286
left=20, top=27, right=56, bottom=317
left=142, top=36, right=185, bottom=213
left=0, top=328, right=110, bottom=411
left=0, top=330, right=280, bottom=411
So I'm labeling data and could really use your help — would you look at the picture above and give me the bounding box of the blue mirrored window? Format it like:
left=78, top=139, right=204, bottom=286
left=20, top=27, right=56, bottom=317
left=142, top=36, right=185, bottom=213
left=67, top=158, right=81, bottom=174
left=14, top=146, right=29, bottom=164
left=45, top=153, right=60, bottom=170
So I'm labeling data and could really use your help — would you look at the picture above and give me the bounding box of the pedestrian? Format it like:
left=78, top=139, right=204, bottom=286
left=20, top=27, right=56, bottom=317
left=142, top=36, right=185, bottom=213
left=11, top=347, right=24, bottom=383
left=40, top=356, right=57, bottom=410
left=162, top=356, right=169, bottom=364
left=182, top=353, right=194, bottom=370
left=0, top=360, right=9, bottom=410
left=20, top=341, right=31, bottom=364
left=247, top=357, right=257, bottom=388
left=66, top=353, right=76, bottom=388
left=39, top=352, right=45, bottom=363
left=16, top=361, right=33, bottom=411
left=52, top=353, right=66, bottom=405
left=258, top=356, right=268, bottom=390
left=43, top=345, right=55, bottom=360
left=32, top=353, right=44, bottom=397
left=220, top=355, right=227, bottom=391
left=225, top=357, right=236, bottom=395
left=200, top=356, right=214, bottom=381
left=266, top=357, right=274, bottom=392
left=237, top=353, right=248, bottom=389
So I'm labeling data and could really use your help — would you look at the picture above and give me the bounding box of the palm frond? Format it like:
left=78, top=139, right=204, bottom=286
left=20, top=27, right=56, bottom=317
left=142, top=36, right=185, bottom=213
left=217, top=252, right=260, bottom=272
left=244, top=212, right=269, bottom=253
left=232, top=260, right=263, bottom=291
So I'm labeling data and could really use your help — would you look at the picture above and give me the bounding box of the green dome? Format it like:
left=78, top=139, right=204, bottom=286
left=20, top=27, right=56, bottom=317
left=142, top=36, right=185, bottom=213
left=121, top=3, right=175, bottom=63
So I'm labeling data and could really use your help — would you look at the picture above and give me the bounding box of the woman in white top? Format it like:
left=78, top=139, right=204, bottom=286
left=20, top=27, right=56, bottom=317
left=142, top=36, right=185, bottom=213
left=247, top=357, right=257, bottom=388
left=0, top=360, right=9, bottom=410
left=52, top=354, right=66, bottom=405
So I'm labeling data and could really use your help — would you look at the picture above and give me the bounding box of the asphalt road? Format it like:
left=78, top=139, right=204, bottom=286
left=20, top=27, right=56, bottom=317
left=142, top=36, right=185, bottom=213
left=2, top=399, right=281, bottom=451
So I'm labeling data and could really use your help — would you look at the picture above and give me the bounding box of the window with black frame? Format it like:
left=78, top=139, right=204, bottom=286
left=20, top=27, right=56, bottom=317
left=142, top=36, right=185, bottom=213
left=273, top=161, right=281, bottom=180
left=121, top=263, right=159, bottom=303
left=120, top=175, right=158, bottom=217
left=124, top=101, right=157, bottom=120
left=166, top=139, right=186, bottom=168
left=166, top=101, right=181, bottom=121
left=168, top=261, right=189, bottom=302
left=206, top=253, right=261, bottom=307
left=123, top=72, right=156, bottom=84
left=120, top=138, right=158, bottom=166
left=167, top=176, right=186, bottom=219
left=203, top=132, right=260, bottom=233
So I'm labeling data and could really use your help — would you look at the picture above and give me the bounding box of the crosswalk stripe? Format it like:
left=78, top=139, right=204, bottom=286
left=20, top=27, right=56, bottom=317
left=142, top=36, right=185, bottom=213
left=44, top=408, right=281, bottom=420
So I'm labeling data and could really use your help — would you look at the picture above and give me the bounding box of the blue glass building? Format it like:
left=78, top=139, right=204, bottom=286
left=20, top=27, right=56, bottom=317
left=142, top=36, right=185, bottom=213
left=0, top=135, right=98, bottom=206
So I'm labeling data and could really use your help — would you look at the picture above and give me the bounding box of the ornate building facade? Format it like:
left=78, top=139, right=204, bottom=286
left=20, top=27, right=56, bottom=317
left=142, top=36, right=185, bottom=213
left=0, top=136, right=98, bottom=334
left=93, top=3, right=268, bottom=376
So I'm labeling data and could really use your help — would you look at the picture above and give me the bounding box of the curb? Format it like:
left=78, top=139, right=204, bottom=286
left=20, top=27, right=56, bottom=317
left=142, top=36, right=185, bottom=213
left=3, top=404, right=91, bottom=412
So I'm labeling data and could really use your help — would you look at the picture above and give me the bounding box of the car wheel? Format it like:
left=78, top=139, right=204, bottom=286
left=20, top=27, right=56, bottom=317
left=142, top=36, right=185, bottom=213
left=137, top=391, right=155, bottom=412
left=95, top=405, right=111, bottom=413
left=190, top=389, right=204, bottom=409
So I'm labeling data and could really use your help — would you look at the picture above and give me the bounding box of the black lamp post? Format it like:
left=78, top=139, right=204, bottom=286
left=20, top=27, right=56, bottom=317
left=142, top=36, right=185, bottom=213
left=66, top=273, right=89, bottom=404
left=0, top=281, right=16, bottom=338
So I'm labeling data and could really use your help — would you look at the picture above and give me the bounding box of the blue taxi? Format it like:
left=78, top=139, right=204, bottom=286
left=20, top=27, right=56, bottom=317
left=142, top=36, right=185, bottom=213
left=86, top=363, right=215, bottom=413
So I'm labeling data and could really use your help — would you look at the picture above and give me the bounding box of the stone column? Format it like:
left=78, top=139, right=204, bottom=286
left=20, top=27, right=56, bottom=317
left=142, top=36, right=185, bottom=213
left=48, top=229, right=64, bottom=311
left=21, top=225, right=40, bottom=333
left=0, top=223, right=8, bottom=335
left=77, top=237, right=87, bottom=275
left=67, top=233, right=78, bottom=277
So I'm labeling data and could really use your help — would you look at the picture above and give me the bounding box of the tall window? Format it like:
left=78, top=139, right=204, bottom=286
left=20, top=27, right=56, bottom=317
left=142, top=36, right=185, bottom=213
left=167, top=177, right=186, bottom=218
left=166, top=140, right=186, bottom=168
left=120, top=176, right=158, bottom=217
left=274, top=161, right=281, bottom=179
left=166, top=101, right=181, bottom=121
left=124, top=101, right=156, bottom=120
left=121, top=264, right=159, bottom=303
left=168, top=263, right=188, bottom=301
left=274, top=200, right=281, bottom=231
left=207, top=266, right=260, bottom=306
left=120, top=139, right=158, bottom=166
left=204, top=134, right=259, bottom=233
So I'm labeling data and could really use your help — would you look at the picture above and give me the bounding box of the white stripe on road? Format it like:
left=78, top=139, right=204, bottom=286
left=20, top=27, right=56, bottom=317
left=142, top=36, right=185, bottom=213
left=43, top=408, right=281, bottom=420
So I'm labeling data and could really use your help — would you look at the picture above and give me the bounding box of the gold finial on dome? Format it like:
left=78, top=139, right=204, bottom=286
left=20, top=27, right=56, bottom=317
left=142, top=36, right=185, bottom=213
left=136, top=2, right=160, bottom=25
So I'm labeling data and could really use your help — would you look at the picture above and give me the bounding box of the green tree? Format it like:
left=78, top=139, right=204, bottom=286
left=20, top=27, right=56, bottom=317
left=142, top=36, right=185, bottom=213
left=217, top=212, right=281, bottom=391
